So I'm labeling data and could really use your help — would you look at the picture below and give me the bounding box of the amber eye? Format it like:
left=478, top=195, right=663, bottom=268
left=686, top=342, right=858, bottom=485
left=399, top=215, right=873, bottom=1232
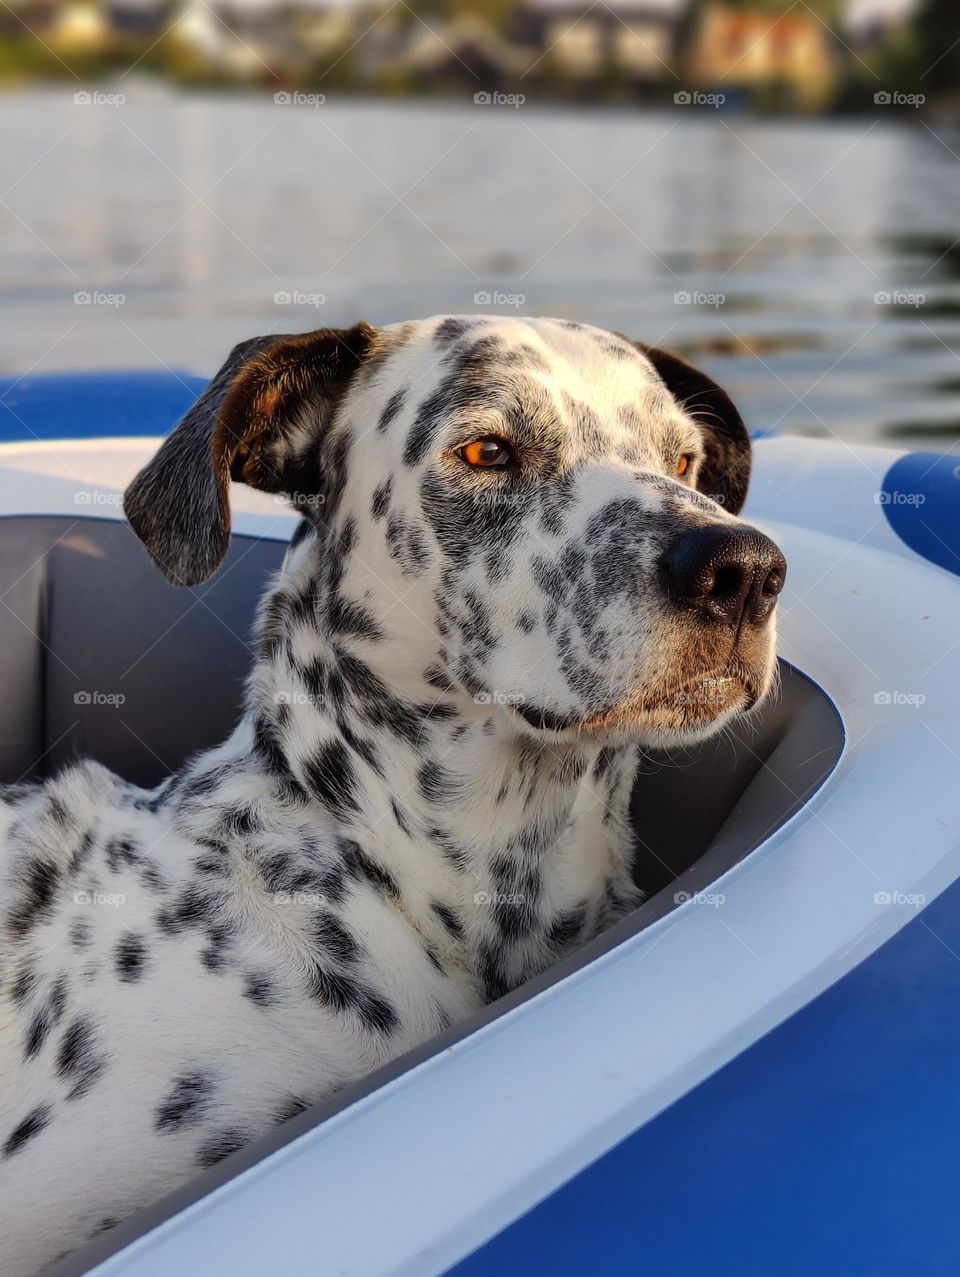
left=459, top=438, right=514, bottom=469
left=676, top=453, right=694, bottom=478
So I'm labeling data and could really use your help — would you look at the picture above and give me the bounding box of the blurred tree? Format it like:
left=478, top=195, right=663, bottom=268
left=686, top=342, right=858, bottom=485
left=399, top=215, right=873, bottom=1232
left=405, top=0, right=518, bottom=30
left=912, top=0, right=960, bottom=96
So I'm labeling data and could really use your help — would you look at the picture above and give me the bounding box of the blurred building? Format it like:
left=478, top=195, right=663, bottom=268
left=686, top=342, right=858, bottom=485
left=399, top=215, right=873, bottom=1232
left=513, top=0, right=680, bottom=91
left=685, top=2, right=841, bottom=110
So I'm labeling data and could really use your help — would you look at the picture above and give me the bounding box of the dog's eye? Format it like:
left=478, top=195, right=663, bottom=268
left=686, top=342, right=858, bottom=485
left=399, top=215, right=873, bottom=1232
left=676, top=453, right=694, bottom=478
left=459, top=438, right=515, bottom=469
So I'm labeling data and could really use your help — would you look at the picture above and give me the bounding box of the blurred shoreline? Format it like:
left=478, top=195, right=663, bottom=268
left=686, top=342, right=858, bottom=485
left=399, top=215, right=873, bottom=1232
left=1, top=0, right=956, bottom=118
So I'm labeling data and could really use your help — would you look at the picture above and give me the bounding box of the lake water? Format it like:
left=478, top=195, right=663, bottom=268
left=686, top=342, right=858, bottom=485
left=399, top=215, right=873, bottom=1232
left=3, top=86, right=960, bottom=447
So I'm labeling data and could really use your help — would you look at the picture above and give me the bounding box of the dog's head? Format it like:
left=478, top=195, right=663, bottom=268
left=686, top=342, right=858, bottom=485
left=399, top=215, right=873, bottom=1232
left=125, top=316, right=785, bottom=748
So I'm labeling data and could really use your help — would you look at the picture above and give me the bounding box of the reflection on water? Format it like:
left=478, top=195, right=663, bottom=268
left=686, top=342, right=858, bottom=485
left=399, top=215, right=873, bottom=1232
left=2, top=86, right=960, bottom=447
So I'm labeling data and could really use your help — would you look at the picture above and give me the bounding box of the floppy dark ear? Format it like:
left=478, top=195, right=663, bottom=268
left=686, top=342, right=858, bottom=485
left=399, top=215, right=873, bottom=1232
left=124, top=322, right=378, bottom=586
left=635, top=343, right=751, bottom=515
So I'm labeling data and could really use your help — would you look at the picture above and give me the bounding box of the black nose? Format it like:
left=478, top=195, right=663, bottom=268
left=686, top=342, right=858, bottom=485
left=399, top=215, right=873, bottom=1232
left=663, top=525, right=786, bottom=628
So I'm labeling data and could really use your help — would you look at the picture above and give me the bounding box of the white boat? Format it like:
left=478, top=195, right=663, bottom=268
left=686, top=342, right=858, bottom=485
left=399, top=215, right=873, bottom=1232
left=1, top=371, right=958, bottom=1277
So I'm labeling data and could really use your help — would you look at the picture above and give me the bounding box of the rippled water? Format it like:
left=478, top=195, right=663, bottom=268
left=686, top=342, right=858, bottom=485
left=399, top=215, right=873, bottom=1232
left=3, top=86, right=960, bottom=446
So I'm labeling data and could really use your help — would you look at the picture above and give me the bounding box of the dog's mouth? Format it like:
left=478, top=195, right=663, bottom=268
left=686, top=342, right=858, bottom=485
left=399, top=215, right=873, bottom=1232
left=511, top=657, right=773, bottom=745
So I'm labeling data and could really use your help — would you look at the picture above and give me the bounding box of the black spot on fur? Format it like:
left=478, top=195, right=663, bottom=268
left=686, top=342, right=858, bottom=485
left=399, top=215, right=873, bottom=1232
left=24, top=975, right=68, bottom=1060
left=195, top=1126, right=252, bottom=1169
left=199, top=922, right=234, bottom=973
left=306, top=964, right=398, bottom=1035
left=390, top=799, right=412, bottom=838
left=478, top=940, right=511, bottom=1002
left=289, top=517, right=313, bottom=550
left=252, top=714, right=308, bottom=805
left=156, top=883, right=220, bottom=936
left=68, top=830, right=95, bottom=875
left=243, top=972, right=279, bottom=1008
left=431, top=900, right=464, bottom=940
left=56, top=1018, right=107, bottom=1100
left=155, top=1071, right=216, bottom=1132
left=426, top=826, right=469, bottom=872
left=116, top=933, right=148, bottom=983
left=371, top=477, right=392, bottom=520
left=312, top=911, right=359, bottom=964
left=546, top=905, right=587, bottom=950
left=105, top=837, right=139, bottom=873
left=3, top=1104, right=51, bottom=1158
left=10, top=964, right=36, bottom=1005
left=274, top=1095, right=310, bottom=1125
left=434, top=317, right=469, bottom=346
left=418, top=763, right=463, bottom=806
left=302, top=739, right=361, bottom=818
left=377, top=388, right=406, bottom=434
left=89, top=1218, right=120, bottom=1239
left=341, top=839, right=400, bottom=899
left=8, top=856, right=60, bottom=938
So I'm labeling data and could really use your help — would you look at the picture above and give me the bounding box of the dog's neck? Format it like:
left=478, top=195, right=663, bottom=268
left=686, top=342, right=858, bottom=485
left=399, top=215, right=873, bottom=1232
left=173, top=529, right=642, bottom=1000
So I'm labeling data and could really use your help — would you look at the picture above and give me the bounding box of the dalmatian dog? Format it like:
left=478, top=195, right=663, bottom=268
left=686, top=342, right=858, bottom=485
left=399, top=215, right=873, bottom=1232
left=0, top=315, right=785, bottom=1273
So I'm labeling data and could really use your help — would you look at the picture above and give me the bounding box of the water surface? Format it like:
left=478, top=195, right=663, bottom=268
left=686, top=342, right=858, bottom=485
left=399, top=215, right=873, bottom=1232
left=3, top=87, right=959, bottom=446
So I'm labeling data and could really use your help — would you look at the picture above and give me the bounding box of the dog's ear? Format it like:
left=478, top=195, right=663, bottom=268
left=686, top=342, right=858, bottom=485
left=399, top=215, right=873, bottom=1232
left=124, top=323, right=378, bottom=586
left=634, top=343, right=751, bottom=515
